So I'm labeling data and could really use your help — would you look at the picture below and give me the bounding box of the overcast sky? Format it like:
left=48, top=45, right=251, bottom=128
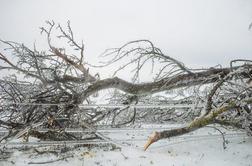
left=0, top=0, right=252, bottom=71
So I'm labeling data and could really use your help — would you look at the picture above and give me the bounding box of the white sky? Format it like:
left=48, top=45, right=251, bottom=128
left=0, top=0, right=252, bottom=72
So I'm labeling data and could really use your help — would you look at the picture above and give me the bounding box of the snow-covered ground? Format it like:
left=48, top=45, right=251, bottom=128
left=1, top=125, right=252, bottom=166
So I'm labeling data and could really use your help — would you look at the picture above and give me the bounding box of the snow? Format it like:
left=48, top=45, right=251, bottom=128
left=1, top=125, right=252, bottom=166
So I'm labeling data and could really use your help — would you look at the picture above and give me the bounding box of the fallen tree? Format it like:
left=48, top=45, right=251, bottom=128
left=0, top=21, right=251, bottom=149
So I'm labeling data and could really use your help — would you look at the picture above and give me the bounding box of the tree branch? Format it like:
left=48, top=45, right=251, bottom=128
left=79, top=66, right=251, bottom=103
left=144, top=97, right=252, bottom=150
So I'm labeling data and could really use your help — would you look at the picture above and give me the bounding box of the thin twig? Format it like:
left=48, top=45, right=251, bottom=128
left=28, top=155, right=73, bottom=165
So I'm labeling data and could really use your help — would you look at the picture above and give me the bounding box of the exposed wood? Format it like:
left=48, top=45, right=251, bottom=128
left=144, top=101, right=240, bottom=150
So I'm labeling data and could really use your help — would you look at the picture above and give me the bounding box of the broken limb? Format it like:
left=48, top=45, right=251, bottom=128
left=144, top=98, right=250, bottom=151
